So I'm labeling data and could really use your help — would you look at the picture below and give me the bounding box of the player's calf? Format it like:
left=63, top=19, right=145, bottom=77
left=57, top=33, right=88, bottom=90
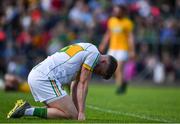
left=47, top=95, right=78, bottom=119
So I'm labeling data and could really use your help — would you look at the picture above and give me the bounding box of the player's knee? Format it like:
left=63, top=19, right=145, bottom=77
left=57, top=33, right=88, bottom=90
left=71, top=110, right=78, bottom=120
left=53, top=110, right=77, bottom=119
left=66, top=108, right=78, bottom=120
left=70, top=111, right=78, bottom=120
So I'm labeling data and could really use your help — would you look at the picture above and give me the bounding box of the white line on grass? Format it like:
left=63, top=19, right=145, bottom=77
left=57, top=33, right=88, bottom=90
left=87, top=104, right=173, bottom=123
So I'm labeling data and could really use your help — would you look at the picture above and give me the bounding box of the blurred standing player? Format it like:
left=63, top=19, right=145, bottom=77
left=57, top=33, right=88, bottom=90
left=99, top=5, right=135, bottom=94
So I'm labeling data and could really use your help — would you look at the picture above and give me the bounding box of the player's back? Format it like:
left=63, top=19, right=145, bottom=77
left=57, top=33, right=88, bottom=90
left=32, top=43, right=99, bottom=84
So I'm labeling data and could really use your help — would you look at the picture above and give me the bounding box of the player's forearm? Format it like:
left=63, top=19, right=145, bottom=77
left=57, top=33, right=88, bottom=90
left=128, top=33, right=135, bottom=52
left=99, top=31, right=110, bottom=52
left=77, top=81, right=88, bottom=113
left=102, top=32, right=110, bottom=45
left=71, top=81, right=78, bottom=111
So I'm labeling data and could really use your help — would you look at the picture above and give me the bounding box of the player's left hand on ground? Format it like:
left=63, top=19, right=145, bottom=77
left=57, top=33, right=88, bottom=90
left=78, top=112, right=85, bottom=121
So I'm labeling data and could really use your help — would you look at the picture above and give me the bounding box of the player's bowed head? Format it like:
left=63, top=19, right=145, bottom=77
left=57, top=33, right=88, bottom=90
left=94, top=55, right=117, bottom=80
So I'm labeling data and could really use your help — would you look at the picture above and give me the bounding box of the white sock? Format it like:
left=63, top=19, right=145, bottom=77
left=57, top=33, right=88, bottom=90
left=24, top=108, right=35, bottom=116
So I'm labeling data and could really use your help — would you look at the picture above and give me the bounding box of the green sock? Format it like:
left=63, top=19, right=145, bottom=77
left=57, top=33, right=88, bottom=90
left=33, top=108, right=47, bottom=118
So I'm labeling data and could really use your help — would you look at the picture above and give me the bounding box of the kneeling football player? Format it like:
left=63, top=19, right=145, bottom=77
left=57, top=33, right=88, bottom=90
left=7, top=43, right=117, bottom=120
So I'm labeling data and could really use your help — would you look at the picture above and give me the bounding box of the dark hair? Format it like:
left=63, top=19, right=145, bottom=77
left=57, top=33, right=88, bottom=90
left=113, top=5, right=127, bottom=17
left=118, top=5, right=127, bottom=13
left=103, top=55, right=118, bottom=80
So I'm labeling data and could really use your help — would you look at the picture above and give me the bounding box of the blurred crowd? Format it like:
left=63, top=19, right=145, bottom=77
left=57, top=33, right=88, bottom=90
left=0, top=0, right=180, bottom=83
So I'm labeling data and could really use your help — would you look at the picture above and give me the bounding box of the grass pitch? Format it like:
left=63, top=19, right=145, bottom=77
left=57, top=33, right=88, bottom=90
left=0, top=83, right=180, bottom=123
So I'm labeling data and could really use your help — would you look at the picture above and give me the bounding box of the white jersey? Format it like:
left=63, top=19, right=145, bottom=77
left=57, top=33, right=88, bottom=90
left=32, top=43, right=100, bottom=85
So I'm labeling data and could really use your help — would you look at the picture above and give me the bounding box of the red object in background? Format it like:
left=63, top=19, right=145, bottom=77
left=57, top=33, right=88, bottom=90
left=123, top=60, right=136, bottom=81
left=151, top=6, right=160, bottom=17
left=0, top=31, right=6, bottom=42
left=51, top=0, right=62, bottom=11
left=101, top=19, right=108, bottom=31
left=42, top=31, right=51, bottom=49
left=31, top=9, right=42, bottom=23
left=129, top=3, right=139, bottom=12
left=16, top=31, right=31, bottom=45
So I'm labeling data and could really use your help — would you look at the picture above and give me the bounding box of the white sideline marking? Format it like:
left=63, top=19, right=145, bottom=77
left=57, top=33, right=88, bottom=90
left=87, top=104, right=173, bottom=123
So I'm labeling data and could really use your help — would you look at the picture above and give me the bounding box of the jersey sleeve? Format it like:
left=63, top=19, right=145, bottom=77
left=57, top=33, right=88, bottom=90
left=85, top=43, right=99, bottom=53
left=83, top=52, right=100, bottom=72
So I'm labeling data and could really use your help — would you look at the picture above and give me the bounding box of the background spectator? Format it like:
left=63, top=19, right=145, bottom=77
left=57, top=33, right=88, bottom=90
left=0, top=0, right=179, bottom=84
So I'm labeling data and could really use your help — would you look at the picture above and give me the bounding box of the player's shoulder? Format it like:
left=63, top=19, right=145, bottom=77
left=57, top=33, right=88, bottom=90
left=123, top=17, right=133, bottom=24
left=76, top=42, right=94, bottom=48
left=108, top=17, right=118, bottom=28
left=77, top=42, right=99, bottom=53
left=108, top=17, right=117, bottom=23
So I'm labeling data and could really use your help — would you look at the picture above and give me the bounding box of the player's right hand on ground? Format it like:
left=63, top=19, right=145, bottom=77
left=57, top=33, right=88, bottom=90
left=78, top=112, right=85, bottom=121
